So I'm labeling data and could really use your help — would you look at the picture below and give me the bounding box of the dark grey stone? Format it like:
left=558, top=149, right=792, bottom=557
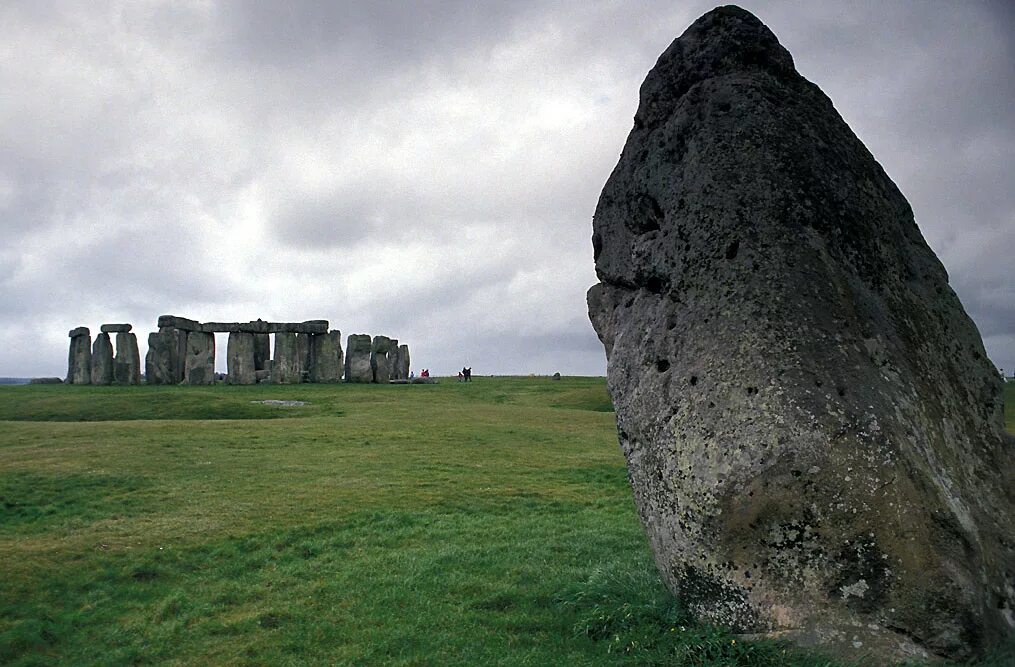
left=100, top=323, right=132, bottom=333
left=272, top=332, right=302, bottom=384
left=370, top=336, right=393, bottom=383
left=253, top=333, right=271, bottom=370
left=146, top=330, right=178, bottom=385
left=90, top=333, right=113, bottom=385
left=67, top=329, right=92, bottom=384
left=587, top=6, right=1014, bottom=662
left=227, top=332, right=256, bottom=385
left=158, top=315, right=201, bottom=331
left=113, top=332, right=141, bottom=385
left=30, top=377, right=63, bottom=384
left=394, top=344, right=410, bottom=380
left=183, top=332, right=215, bottom=385
left=68, top=326, right=89, bottom=338
left=344, top=334, right=373, bottom=383
left=310, top=330, right=343, bottom=382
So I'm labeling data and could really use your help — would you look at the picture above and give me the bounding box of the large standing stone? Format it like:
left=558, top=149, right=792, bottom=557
left=587, top=6, right=1014, bottom=662
left=183, top=332, right=215, bottom=385
left=113, top=332, right=140, bottom=385
left=253, top=333, right=271, bottom=371
left=272, top=332, right=302, bottom=384
left=310, top=330, right=343, bottom=382
left=395, top=344, right=410, bottom=380
left=146, top=330, right=178, bottom=385
left=370, top=336, right=393, bottom=383
left=90, top=333, right=113, bottom=385
left=297, top=333, right=313, bottom=381
left=344, top=334, right=373, bottom=383
left=227, top=332, right=256, bottom=385
left=66, top=328, right=92, bottom=384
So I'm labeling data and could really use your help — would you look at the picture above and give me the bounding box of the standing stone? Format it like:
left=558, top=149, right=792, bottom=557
left=370, top=336, right=393, bottom=383
left=310, top=330, right=343, bottom=382
left=272, top=332, right=302, bottom=384
left=253, top=333, right=271, bottom=371
left=586, top=6, right=1014, bottom=662
left=90, top=333, right=113, bottom=385
left=183, top=332, right=215, bottom=385
left=227, top=332, right=256, bottom=385
left=344, top=334, right=373, bottom=383
left=396, top=344, right=410, bottom=380
left=297, top=333, right=313, bottom=382
left=146, top=330, right=177, bottom=385
left=113, top=332, right=141, bottom=385
left=66, top=328, right=92, bottom=384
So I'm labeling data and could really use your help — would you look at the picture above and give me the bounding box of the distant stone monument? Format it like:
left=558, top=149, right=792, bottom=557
left=272, top=332, right=302, bottom=384
left=587, top=6, right=1014, bottom=662
left=90, top=333, right=113, bottom=385
left=371, top=335, right=393, bottom=383
left=345, top=334, right=373, bottom=383
left=66, top=327, right=91, bottom=384
left=183, top=331, right=214, bottom=385
left=227, top=332, right=256, bottom=385
left=310, top=330, right=343, bottom=382
left=112, top=329, right=141, bottom=385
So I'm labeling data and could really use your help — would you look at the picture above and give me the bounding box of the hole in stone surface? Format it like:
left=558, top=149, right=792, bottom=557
left=645, top=275, right=666, bottom=293
left=746, top=386, right=757, bottom=395
left=837, top=386, right=846, bottom=397
left=725, top=239, right=740, bottom=260
left=815, top=379, right=823, bottom=387
left=690, top=375, right=698, bottom=386
left=656, top=359, right=670, bottom=372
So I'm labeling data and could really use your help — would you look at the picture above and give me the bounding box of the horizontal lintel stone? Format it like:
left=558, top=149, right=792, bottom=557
left=100, top=323, right=132, bottom=333
left=68, top=326, right=90, bottom=338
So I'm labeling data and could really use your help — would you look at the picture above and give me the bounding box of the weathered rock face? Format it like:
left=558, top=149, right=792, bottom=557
left=90, top=333, right=113, bottom=385
left=183, top=332, right=215, bottom=385
left=101, top=323, right=132, bottom=333
left=253, top=333, right=271, bottom=371
left=67, top=328, right=92, bottom=384
left=272, top=332, right=302, bottom=384
left=227, top=332, right=256, bottom=385
left=146, top=331, right=177, bottom=385
left=587, top=6, right=1014, bottom=662
left=371, top=336, right=393, bottom=383
left=297, top=333, right=313, bottom=381
left=395, top=344, right=410, bottom=380
left=113, top=332, right=141, bottom=385
left=344, top=334, right=373, bottom=383
left=310, top=330, right=343, bottom=382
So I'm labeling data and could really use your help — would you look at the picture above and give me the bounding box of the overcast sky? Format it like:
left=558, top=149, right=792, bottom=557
left=1, top=0, right=1012, bottom=378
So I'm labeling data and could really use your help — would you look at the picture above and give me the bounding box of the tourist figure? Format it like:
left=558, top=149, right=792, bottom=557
left=457, top=371, right=464, bottom=382
left=464, top=367, right=472, bottom=382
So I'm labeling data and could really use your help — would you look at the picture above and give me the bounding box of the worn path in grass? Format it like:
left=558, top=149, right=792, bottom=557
left=1, top=378, right=1012, bottom=666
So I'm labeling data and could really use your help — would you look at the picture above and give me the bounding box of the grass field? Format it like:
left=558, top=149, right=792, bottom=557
left=1, top=378, right=1012, bottom=666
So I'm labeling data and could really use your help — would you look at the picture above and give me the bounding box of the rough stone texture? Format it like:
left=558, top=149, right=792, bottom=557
left=255, top=369, right=271, bottom=383
left=67, top=330, right=92, bottom=384
left=395, top=344, right=410, bottom=380
left=297, top=333, right=313, bottom=381
left=101, top=323, right=132, bottom=333
left=227, top=332, right=256, bottom=385
left=90, top=333, right=113, bottom=385
left=586, top=6, right=1015, bottom=662
left=183, top=332, right=215, bottom=385
left=30, top=377, right=63, bottom=384
left=113, top=332, right=141, bottom=385
left=272, top=332, right=302, bottom=384
left=158, top=315, right=201, bottom=331
left=344, top=334, right=373, bottom=383
left=253, top=333, right=271, bottom=371
left=146, top=330, right=178, bottom=385
left=371, top=336, right=393, bottom=383
left=310, top=330, right=344, bottom=382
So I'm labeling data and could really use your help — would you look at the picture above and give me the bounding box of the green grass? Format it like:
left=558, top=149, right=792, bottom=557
left=0, top=378, right=1012, bottom=666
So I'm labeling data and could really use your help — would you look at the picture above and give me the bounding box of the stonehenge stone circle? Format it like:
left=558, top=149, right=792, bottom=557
left=227, top=332, right=256, bottom=385
left=345, top=334, right=373, bottom=383
left=310, top=330, right=343, bottom=383
left=272, top=332, right=303, bottom=384
left=587, top=6, right=1014, bottom=662
left=90, top=333, right=113, bottom=385
left=183, top=332, right=215, bottom=385
left=66, top=327, right=92, bottom=384
left=66, top=316, right=406, bottom=386
left=113, top=332, right=141, bottom=385
left=371, top=335, right=393, bottom=383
